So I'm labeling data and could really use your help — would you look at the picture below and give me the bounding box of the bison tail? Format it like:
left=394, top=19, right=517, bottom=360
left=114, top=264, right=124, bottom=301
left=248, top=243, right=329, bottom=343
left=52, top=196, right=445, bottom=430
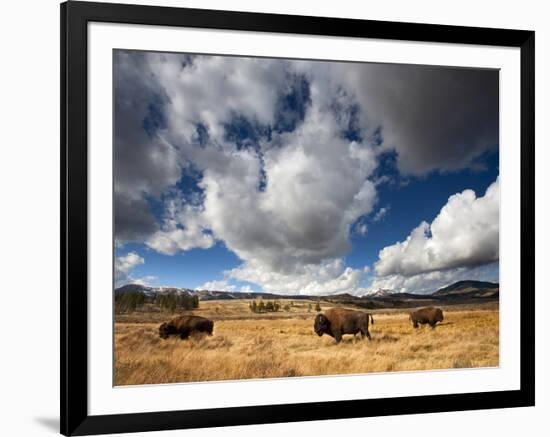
left=370, top=314, right=374, bottom=325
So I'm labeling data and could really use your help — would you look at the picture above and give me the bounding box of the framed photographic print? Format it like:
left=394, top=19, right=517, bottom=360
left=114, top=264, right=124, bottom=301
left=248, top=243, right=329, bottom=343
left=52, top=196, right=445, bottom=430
left=61, top=1, right=535, bottom=435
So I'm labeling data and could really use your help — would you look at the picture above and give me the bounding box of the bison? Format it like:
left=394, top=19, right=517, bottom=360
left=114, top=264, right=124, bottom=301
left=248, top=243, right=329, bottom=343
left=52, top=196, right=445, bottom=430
left=409, top=306, right=444, bottom=329
left=159, top=315, right=214, bottom=340
left=314, top=308, right=374, bottom=344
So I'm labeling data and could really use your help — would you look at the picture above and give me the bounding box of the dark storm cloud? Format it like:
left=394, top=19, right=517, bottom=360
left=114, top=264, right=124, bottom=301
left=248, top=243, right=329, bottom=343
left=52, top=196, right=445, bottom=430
left=114, top=194, right=158, bottom=243
left=341, top=64, right=499, bottom=175
left=113, top=50, right=183, bottom=243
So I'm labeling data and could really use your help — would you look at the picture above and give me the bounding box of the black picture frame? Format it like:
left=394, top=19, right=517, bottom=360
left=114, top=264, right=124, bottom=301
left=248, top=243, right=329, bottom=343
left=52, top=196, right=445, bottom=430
left=61, top=1, right=535, bottom=435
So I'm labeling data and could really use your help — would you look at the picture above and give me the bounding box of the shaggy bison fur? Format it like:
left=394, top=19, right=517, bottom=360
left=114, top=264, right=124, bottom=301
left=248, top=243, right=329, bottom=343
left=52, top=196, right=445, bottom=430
left=159, top=315, right=214, bottom=340
left=409, top=306, right=444, bottom=328
left=314, top=308, right=374, bottom=344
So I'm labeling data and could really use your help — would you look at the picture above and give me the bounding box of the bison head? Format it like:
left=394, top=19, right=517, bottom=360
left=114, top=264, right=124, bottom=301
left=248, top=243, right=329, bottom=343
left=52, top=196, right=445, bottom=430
left=435, top=309, right=444, bottom=323
left=314, top=314, right=330, bottom=336
left=159, top=322, right=173, bottom=339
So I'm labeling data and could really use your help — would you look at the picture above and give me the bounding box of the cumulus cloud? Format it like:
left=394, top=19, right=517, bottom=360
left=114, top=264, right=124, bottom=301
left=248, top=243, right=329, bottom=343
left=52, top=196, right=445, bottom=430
left=197, top=279, right=236, bottom=292
left=130, top=275, right=159, bottom=287
left=198, top=95, right=378, bottom=277
left=197, top=279, right=253, bottom=293
left=146, top=197, right=214, bottom=255
left=126, top=53, right=380, bottom=292
left=114, top=52, right=292, bottom=244
left=374, top=177, right=499, bottom=280
left=115, top=252, right=145, bottom=285
left=228, top=259, right=364, bottom=295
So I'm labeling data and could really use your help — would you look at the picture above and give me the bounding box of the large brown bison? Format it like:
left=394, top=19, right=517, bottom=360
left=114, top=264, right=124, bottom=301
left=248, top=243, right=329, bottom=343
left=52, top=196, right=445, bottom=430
left=409, top=306, right=444, bottom=328
left=314, top=308, right=374, bottom=344
left=159, top=315, right=214, bottom=339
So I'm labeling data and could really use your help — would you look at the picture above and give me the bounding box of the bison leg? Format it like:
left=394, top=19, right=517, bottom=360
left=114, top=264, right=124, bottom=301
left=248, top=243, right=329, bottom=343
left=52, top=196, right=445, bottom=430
left=413, top=321, right=419, bottom=329
left=180, top=330, right=190, bottom=340
left=333, top=330, right=342, bottom=344
left=360, top=328, right=371, bottom=340
left=429, top=321, right=436, bottom=329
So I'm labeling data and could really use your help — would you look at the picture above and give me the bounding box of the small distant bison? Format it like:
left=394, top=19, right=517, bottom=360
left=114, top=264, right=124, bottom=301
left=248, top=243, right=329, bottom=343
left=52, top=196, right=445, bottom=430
left=314, top=308, right=374, bottom=344
left=409, top=306, right=444, bottom=328
left=159, top=315, right=214, bottom=340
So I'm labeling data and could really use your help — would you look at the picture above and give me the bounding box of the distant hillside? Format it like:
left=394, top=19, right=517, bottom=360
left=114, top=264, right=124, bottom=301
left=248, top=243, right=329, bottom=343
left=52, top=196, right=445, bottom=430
left=115, top=284, right=318, bottom=302
left=114, top=283, right=157, bottom=298
left=433, top=280, right=499, bottom=298
left=115, top=278, right=499, bottom=309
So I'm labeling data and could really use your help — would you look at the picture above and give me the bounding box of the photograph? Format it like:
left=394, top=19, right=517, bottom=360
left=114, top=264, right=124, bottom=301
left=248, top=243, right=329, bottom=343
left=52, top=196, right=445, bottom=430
left=113, top=49, right=500, bottom=386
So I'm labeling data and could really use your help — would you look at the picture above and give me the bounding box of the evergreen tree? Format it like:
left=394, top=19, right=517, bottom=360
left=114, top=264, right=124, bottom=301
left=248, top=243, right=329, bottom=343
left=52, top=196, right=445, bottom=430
left=258, top=300, right=266, bottom=313
left=115, top=291, right=145, bottom=314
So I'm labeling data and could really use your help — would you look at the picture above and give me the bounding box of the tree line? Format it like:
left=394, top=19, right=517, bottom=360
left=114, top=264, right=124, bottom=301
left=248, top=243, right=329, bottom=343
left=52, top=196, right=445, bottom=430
left=114, top=291, right=199, bottom=314
left=249, top=300, right=281, bottom=313
left=155, top=293, right=199, bottom=312
left=115, top=291, right=146, bottom=314
left=249, top=300, right=322, bottom=313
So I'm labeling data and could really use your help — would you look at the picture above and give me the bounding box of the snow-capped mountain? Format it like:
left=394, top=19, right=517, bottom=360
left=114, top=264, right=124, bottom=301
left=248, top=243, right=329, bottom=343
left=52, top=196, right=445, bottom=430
left=363, top=288, right=395, bottom=298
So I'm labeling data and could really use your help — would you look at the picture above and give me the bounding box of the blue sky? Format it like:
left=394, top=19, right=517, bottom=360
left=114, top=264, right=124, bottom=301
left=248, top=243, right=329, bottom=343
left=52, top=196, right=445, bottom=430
left=114, top=51, right=499, bottom=295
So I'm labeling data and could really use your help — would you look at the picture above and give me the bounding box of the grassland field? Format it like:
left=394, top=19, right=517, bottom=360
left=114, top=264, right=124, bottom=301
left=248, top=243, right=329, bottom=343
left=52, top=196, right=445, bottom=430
left=114, top=299, right=499, bottom=386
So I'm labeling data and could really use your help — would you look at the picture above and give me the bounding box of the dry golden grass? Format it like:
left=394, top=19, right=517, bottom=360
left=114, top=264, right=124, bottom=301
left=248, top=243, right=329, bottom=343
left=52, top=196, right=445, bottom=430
left=114, top=301, right=499, bottom=386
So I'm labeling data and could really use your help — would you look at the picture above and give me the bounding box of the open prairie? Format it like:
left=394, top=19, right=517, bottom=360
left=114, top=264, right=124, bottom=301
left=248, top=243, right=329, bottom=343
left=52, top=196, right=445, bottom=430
left=114, top=300, right=499, bottom=386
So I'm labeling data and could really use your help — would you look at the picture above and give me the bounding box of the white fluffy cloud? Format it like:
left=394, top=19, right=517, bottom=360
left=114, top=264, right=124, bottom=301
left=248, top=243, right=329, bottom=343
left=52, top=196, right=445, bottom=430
left=197, top=280, right=236, bottom=292
left=374, top=177, right=499, bottom=281
left=228, top=259, right=364, bottom=295
left=130, top=275, right=159, bottom=287
left=115, top=252, right=145, bottom=285
left=143, top=55, right=379, bottom=292
left=159, top=55, right=289, bottom=145
left=115, top=251, right=143, bottom=275
left=146, top=199, right=214, bottom=255
left=197, top=95, right=377, bottom=278
left=197, top=280, right=253, bottom=293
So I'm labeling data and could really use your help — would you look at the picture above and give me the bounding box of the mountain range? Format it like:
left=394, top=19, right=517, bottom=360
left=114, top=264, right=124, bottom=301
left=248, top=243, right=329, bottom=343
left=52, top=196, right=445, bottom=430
left=115, top=280, right=499, bottom=306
